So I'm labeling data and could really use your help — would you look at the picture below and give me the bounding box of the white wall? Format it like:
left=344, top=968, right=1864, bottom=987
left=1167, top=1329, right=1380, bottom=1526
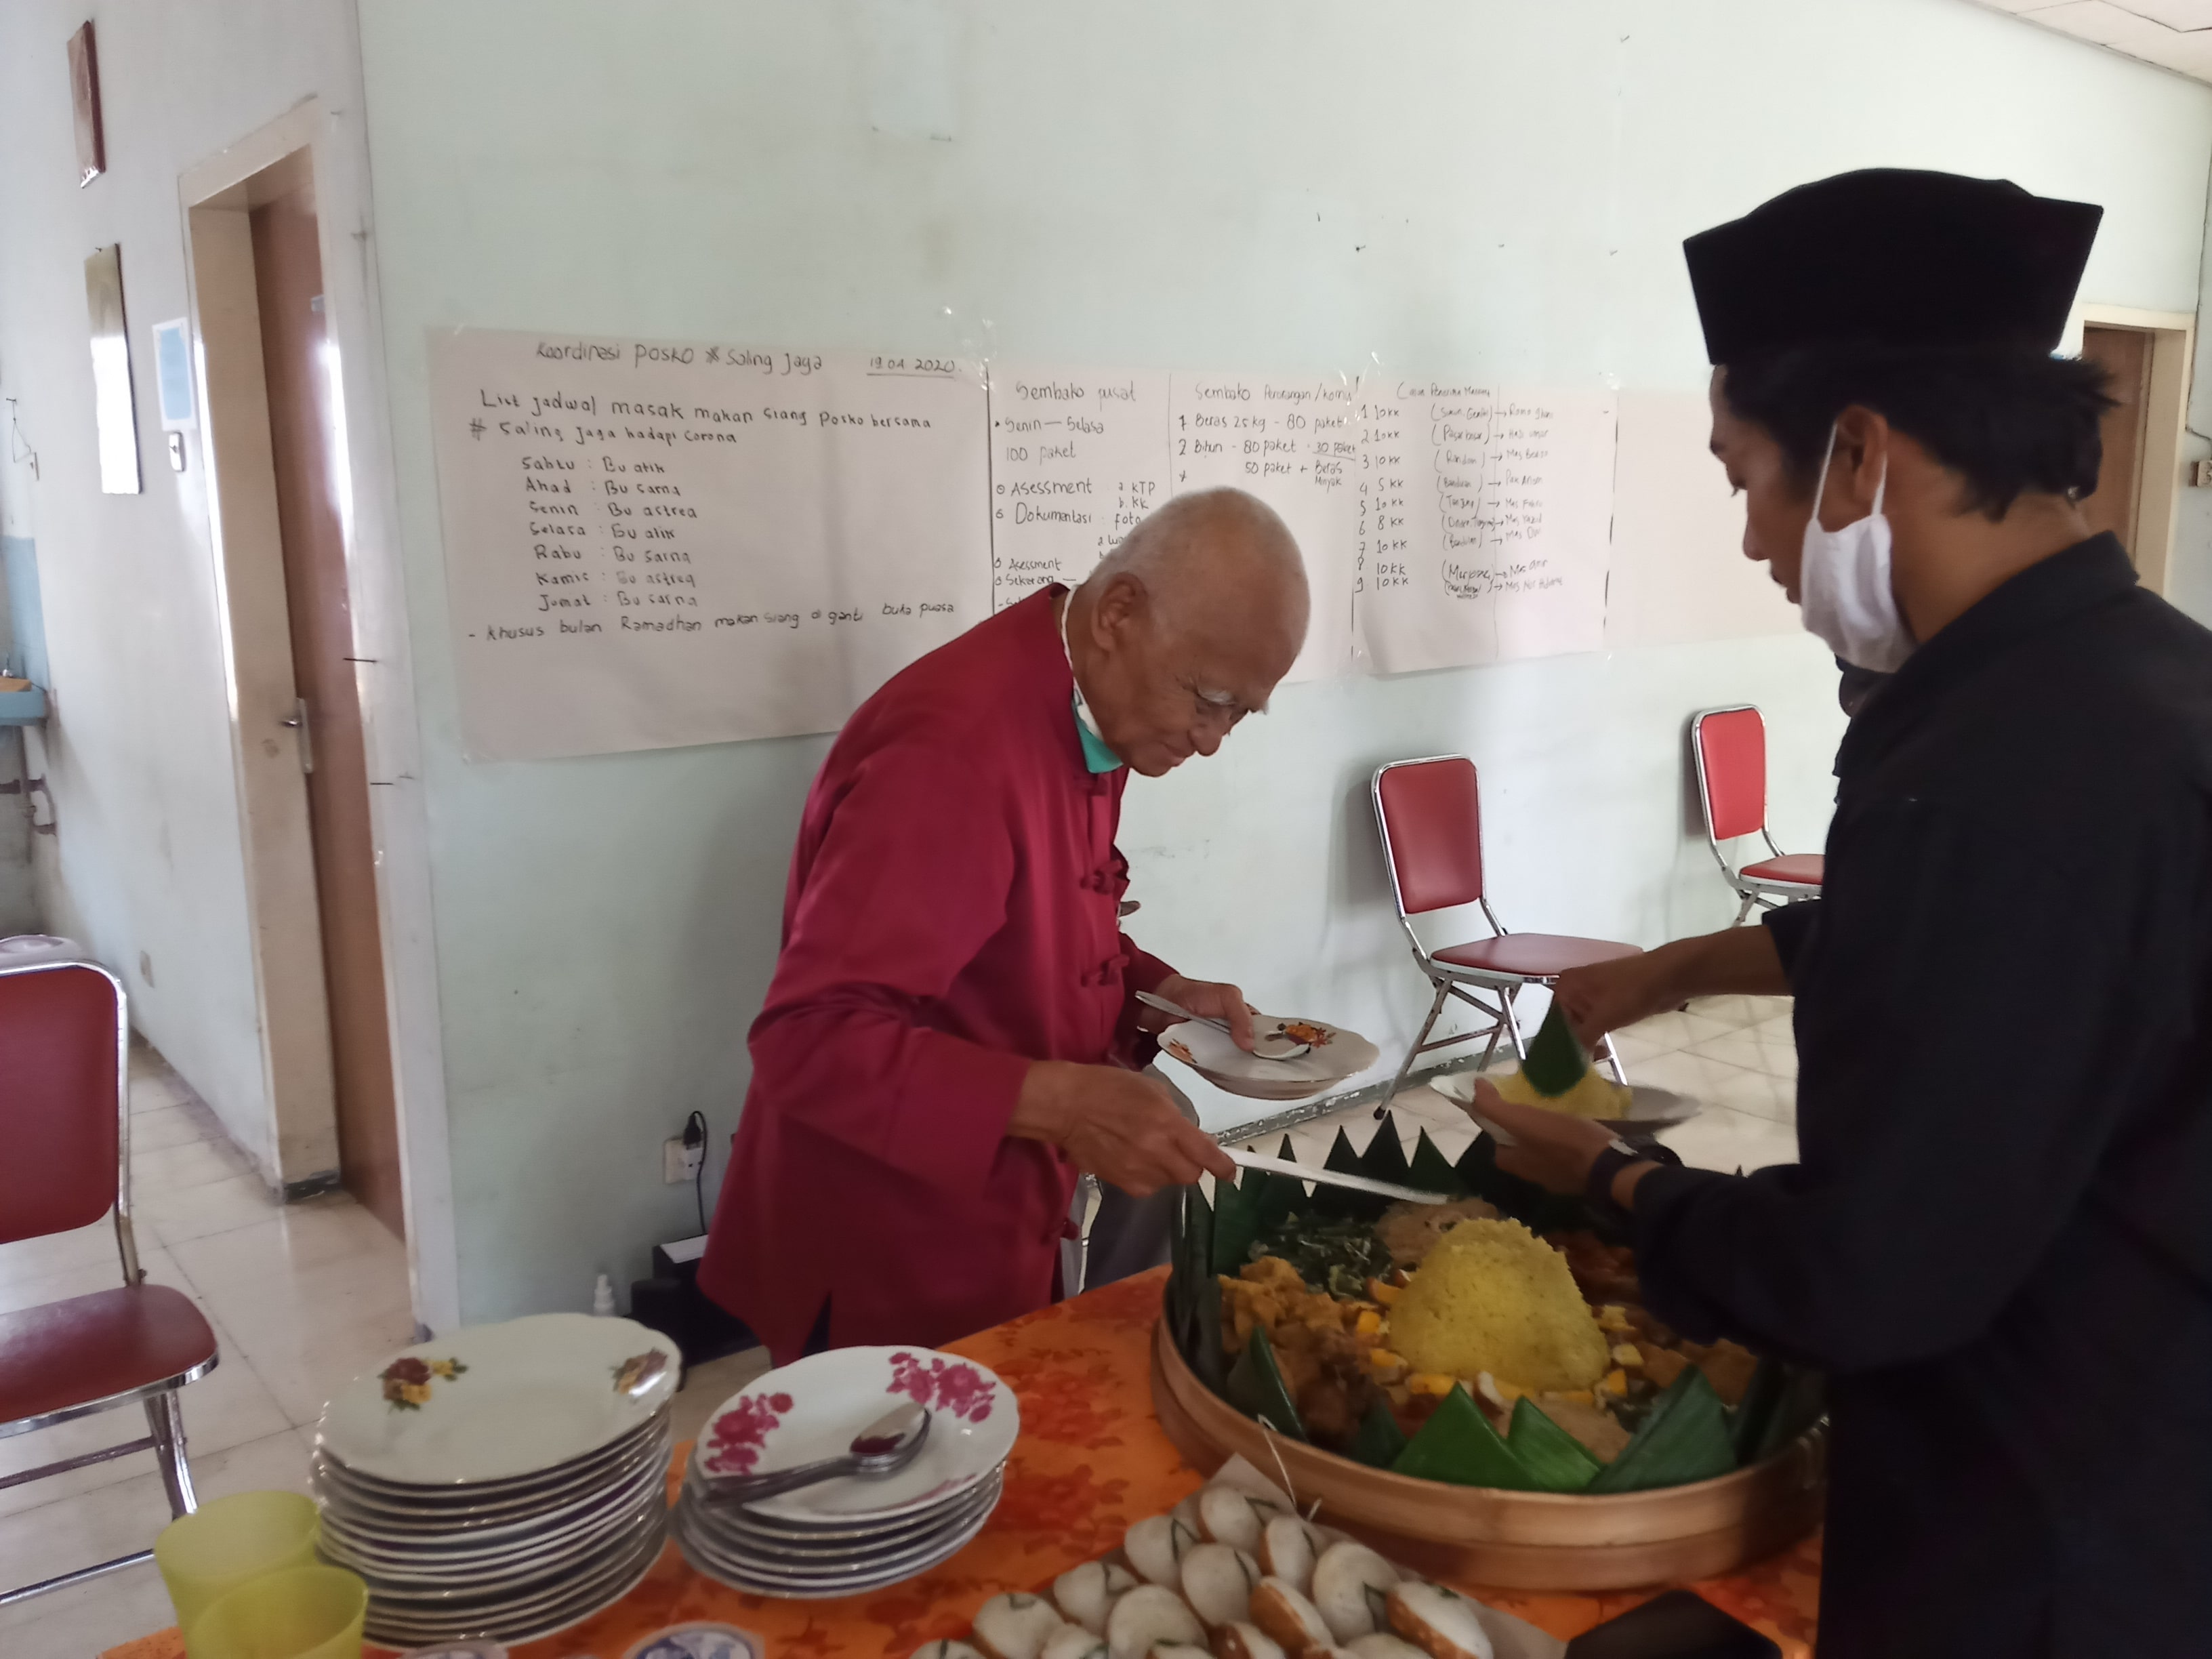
left=2166, top=176, right=2212, bottom=623
left=348, top=0, right=2211, bottom=1322
left=0, top=0, right=376, bottom=1176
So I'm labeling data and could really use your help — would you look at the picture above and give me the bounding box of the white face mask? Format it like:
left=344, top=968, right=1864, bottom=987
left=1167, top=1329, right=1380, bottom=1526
left=1058, top=592, right=1105, bottom=739
left=1797, top=424, right=1915, bottom=674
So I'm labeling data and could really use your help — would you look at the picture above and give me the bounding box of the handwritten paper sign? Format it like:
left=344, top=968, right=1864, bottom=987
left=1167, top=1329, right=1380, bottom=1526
left=1166, top=371, right=1359, bottom=682
left=426, top=329, right=990, bottom=760
left=1353, top=383, right=1616, bottom=673
left=985, top=364, right=1170, bottom=609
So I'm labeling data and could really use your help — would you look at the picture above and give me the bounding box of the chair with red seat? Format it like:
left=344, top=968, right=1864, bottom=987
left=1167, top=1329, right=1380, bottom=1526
left=1372, top=757, right=1642, bottom=1107
left=0, top=958, right=218, bottom=1607
left=1691, top=705, right=1824, bottom=926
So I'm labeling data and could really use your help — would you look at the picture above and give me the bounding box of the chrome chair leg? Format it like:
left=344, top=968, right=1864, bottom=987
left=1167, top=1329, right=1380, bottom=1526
left=1731, top=890, right=1758, bottom=927
left=1500, top=986, right=1530, bottom=1060
left=1378, top=979, right=1453, bottom=1118
left=1473, top=989, right=1508, bottom=1073
left=146, top=1391, right=195, bottom=1518
left=1597, top=1031, right=1630, bottom=1086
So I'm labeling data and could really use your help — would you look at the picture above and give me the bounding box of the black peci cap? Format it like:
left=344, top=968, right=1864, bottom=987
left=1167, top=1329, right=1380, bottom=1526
left=1684, top=168, right=2102, bottom=365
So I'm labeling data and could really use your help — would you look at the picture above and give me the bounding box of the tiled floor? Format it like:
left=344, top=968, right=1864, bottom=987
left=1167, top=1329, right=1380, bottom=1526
left=4, top=998, right=1793, bottom=1655
left=0, top=1043, right=413, bottom=1654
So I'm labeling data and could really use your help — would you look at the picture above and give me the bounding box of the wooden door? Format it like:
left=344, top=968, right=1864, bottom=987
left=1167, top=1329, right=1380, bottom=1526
left=250, top=186, right=404, bottom=1237
left=2081, top=325, right=2153, bottom=559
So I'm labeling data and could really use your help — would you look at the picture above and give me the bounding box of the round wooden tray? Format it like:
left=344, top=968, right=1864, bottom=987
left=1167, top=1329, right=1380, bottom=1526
left=1149, top=1319, right=1825, bottom=1591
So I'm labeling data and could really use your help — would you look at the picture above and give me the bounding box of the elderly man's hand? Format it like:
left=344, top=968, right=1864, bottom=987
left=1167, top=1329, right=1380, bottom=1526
left=1009, top=1060, right=1235, bottom=1196
left=1147, top=973, right=1258, bottom=1051
left=1458, top=1078, right=1621, bottom=1196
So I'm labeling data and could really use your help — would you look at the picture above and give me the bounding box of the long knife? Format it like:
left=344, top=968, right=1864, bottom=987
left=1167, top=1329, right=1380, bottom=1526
left=1222, top=1147, right=1453, bottom=1205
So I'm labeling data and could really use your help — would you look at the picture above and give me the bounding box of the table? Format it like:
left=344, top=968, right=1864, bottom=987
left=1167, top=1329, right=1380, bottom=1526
left=105, top=1270, right=1820, bottom=1659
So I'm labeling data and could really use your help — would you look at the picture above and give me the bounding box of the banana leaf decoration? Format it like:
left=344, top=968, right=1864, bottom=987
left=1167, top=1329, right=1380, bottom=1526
left=1224, top=1323, right=1307, bottom=1441
left=1584, top=1368, right=1737, bottom=1494
left=1163, top=1107, right=1826, bottom=1496
left=1347, top=1399, right=1410, bottom=1469
left=1391, top=1384, right=1536, bottom=1490
left=1507, top=1396, right=1603, bottom=1492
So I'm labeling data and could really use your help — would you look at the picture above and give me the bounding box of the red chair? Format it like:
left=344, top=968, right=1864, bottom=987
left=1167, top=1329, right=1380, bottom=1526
left=1691, top=706, right=1824, bottom=926
left=0, top=958, right=218, bottom=1607
left=1372, top=757, right=1642, bottom=1106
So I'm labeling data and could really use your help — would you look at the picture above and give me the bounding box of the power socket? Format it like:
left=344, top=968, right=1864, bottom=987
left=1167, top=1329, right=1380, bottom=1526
left=663, top=1136, right=705, bottom=1185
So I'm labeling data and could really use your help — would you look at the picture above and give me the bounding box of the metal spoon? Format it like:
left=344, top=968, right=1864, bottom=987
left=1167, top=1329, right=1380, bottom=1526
left=699, top=1401, right=930, bottom=1508
left=1135, top=990, right=1311, bottom=1061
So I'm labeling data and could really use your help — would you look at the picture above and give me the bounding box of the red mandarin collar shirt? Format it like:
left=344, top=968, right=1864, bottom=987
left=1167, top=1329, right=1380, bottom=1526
left=699, top=588, right=1176, bottom=1361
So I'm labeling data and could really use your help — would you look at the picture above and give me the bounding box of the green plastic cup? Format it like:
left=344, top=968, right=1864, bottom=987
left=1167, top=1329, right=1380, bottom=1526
left=184, top=1563, right=366, bottom=1659
left=155, top=1490, right=321, bottom=1639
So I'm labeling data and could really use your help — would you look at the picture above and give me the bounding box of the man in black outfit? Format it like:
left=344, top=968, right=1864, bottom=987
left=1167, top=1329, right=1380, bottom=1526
left=1833, top=656, right=1887, bottom=719
left=1470, top=170, right=2212, bottom=1656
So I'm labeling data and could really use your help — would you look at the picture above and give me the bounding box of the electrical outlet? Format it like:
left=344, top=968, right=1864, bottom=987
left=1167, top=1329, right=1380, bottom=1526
left=663, top=1136, right=704, bottom=1184
left=2193, top=458, right=2212, bottom=489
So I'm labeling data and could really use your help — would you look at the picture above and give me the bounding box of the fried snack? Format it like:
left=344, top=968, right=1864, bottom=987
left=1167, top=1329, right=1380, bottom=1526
left=1389, top=1219, right=1610, bottom=1393
left=1373, top=1198, right=1500, bottom=1269
left=1530, top=1396, right=1633, bottom=1463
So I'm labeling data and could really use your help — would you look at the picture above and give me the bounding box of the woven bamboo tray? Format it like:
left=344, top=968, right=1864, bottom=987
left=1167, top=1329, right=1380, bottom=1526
left=1149, top=1317, right=1825, bottom=1591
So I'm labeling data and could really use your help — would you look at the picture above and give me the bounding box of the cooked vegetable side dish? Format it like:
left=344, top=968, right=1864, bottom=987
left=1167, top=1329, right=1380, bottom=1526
left=1166, top=1113, right=1818, bottom=1494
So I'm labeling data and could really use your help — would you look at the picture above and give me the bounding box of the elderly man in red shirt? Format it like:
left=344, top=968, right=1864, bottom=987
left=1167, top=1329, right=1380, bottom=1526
left=700, top=489, right=1309, bottom=1361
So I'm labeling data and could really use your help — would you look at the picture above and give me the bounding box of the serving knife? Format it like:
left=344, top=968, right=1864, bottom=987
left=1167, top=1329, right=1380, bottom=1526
left=1221, top=1147, right=1453, bottom=1205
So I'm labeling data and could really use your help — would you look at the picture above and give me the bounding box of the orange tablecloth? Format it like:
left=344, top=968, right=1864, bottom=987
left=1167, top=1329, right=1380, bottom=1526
left=104, top=1270, right=1819, bottom=1659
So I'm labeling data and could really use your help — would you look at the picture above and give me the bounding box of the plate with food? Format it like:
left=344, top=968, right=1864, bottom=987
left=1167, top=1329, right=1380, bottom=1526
left=1430, top=1066, right=1701, bottom=1134
left=1159, top=1014, right=1380, bottom=1101
left=1151, top=1114, right=1824, bottom=1586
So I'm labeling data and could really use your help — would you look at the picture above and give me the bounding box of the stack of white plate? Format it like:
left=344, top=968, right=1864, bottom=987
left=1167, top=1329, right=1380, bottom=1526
left=312, top=1313, right=682, bottom=1647
left=674, top=1346, right=1019, bottom=1598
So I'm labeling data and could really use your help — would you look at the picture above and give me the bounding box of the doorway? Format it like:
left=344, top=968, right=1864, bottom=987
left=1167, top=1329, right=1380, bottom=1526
left=248, top=179, right=404, bottom=1236
left=2081, top=324, right=2151, bottom=555
left=184, top=142, right=404, bottom=1239
left=2078, top=309, right=2197, bottom=594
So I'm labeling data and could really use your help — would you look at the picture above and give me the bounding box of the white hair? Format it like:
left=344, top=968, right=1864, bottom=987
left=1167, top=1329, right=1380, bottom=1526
left=1081, top=487, right=1305, bottom=640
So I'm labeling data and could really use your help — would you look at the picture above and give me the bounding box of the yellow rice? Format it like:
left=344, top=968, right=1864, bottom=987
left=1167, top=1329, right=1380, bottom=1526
left=1389, top=1217, right=1610, bottom=1391
left=1492, top=1065, right=1631, bottom=1121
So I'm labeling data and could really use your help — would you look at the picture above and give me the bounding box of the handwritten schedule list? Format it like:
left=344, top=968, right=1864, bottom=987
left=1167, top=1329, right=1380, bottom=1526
left=984, top=366, right=1170, bottom=611
left=1166, top=373, right=1359, bottom=682
left=1353, top=381, right=1617, bottom=674
left=429, top=330, right=1618, bottom=760
left=429, top=331, right=989, bottom=759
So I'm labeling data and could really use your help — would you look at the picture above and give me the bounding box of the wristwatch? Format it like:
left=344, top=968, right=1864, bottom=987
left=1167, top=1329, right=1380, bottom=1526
left=1584, top=1136, right=1680, bottom=1224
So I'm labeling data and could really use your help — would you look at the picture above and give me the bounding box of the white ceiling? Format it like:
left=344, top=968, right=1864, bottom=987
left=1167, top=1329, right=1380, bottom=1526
left=1972, top=0, right=2212, bottom=82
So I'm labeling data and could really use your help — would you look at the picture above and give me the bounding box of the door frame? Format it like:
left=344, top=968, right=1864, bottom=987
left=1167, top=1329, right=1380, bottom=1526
left=178, top=98, right=459, bottom=1332
left=2072, top=303, right=2197, bottom=596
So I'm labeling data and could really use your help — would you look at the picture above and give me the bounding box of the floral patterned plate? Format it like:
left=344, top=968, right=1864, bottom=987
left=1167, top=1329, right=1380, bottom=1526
left=674, top=1490, right=997, bottom=1599
left=318, top=1313, right=681, bottom=1486
left=676, top=1474, right=1000, bottom=1582
left=696, top=1346, right=1018, bottom=1523
left=1159, top=1014, right=1380, bottom=1100
left=677, top=1469, right=1003, bottom=1559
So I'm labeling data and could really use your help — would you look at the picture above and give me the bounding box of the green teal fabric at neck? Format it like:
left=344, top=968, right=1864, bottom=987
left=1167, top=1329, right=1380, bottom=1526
left=1072, top=692, right=1124, bottom=773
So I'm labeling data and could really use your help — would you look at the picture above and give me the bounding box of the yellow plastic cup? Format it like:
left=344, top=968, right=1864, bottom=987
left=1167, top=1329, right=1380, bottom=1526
left=184, top=1564, right=366, bottom=1659
left=155, top=1490, right=321, bottom=1639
